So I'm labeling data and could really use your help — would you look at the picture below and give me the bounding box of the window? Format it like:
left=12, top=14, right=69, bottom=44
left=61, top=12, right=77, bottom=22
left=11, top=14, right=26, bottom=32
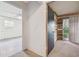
left=4, top=20, right=14, bottom=28
left=0, top=2, right=22, bottom=40
left=63, top=18, right=69, bottom=40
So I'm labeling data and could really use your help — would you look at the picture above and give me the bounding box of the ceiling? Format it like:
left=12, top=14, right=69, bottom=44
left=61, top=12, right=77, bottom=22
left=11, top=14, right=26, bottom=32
left=24, top=1, right=52, bottom=3
left=49, top=1, right=79, bottom=16
left=23, top=1, right=29, bottom=4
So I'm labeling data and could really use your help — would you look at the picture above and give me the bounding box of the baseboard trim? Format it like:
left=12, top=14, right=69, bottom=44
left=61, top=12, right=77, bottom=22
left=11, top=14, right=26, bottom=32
left=24, top=49, right=42, bottom=57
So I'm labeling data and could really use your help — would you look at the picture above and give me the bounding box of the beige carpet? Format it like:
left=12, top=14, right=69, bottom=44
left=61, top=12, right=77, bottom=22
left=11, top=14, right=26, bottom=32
left=12, top=40, right=79, bottom=57
left=11, top=52, right=30, bottom=57
left=11, top=49, right=41, bottom=57
left=48, top=40, right=79, bottom=57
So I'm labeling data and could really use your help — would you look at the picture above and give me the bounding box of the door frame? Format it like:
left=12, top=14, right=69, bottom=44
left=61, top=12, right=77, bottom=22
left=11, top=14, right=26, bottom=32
left=46, top=3, right=48, bottom=56
left=46, top=3, right=58, bottom=56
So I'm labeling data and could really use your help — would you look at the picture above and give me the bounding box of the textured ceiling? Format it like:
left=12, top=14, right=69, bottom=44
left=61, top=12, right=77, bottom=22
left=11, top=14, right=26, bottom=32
left=49, top=1, right=79, bottom=16
left=24, top=1, right=52, bottom=3
left=23, top=1, right=29, bottom=4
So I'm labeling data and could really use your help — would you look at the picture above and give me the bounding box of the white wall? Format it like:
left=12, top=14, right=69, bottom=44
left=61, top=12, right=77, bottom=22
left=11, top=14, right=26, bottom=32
left=23, top=2, right=47, bottom=56
left=22, top=3, right=30, bottom=50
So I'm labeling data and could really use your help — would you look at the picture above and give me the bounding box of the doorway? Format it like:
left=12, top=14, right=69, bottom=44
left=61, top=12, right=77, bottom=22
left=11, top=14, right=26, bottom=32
left=63, top=18, right=69, bottom=41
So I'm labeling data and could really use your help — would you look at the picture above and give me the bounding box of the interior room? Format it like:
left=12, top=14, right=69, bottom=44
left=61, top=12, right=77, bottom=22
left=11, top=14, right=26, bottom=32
left=0, top=1, right=79, bottom=57
left=48, top=1, right=79, bottom=57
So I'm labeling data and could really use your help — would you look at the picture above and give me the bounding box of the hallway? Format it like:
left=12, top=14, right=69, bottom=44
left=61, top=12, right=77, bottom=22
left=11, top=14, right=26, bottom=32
left=48, top=40, right=79, bottom=57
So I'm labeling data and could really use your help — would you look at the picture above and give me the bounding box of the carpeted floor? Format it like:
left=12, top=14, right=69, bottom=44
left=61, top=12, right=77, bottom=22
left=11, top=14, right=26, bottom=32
left=11, top=51, right=30, bottom=57
left=11, top=49, right=41, bottom=57
left=12, top=40, right=79, bottom=57
left=48, top=40, right=79, bottom=57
